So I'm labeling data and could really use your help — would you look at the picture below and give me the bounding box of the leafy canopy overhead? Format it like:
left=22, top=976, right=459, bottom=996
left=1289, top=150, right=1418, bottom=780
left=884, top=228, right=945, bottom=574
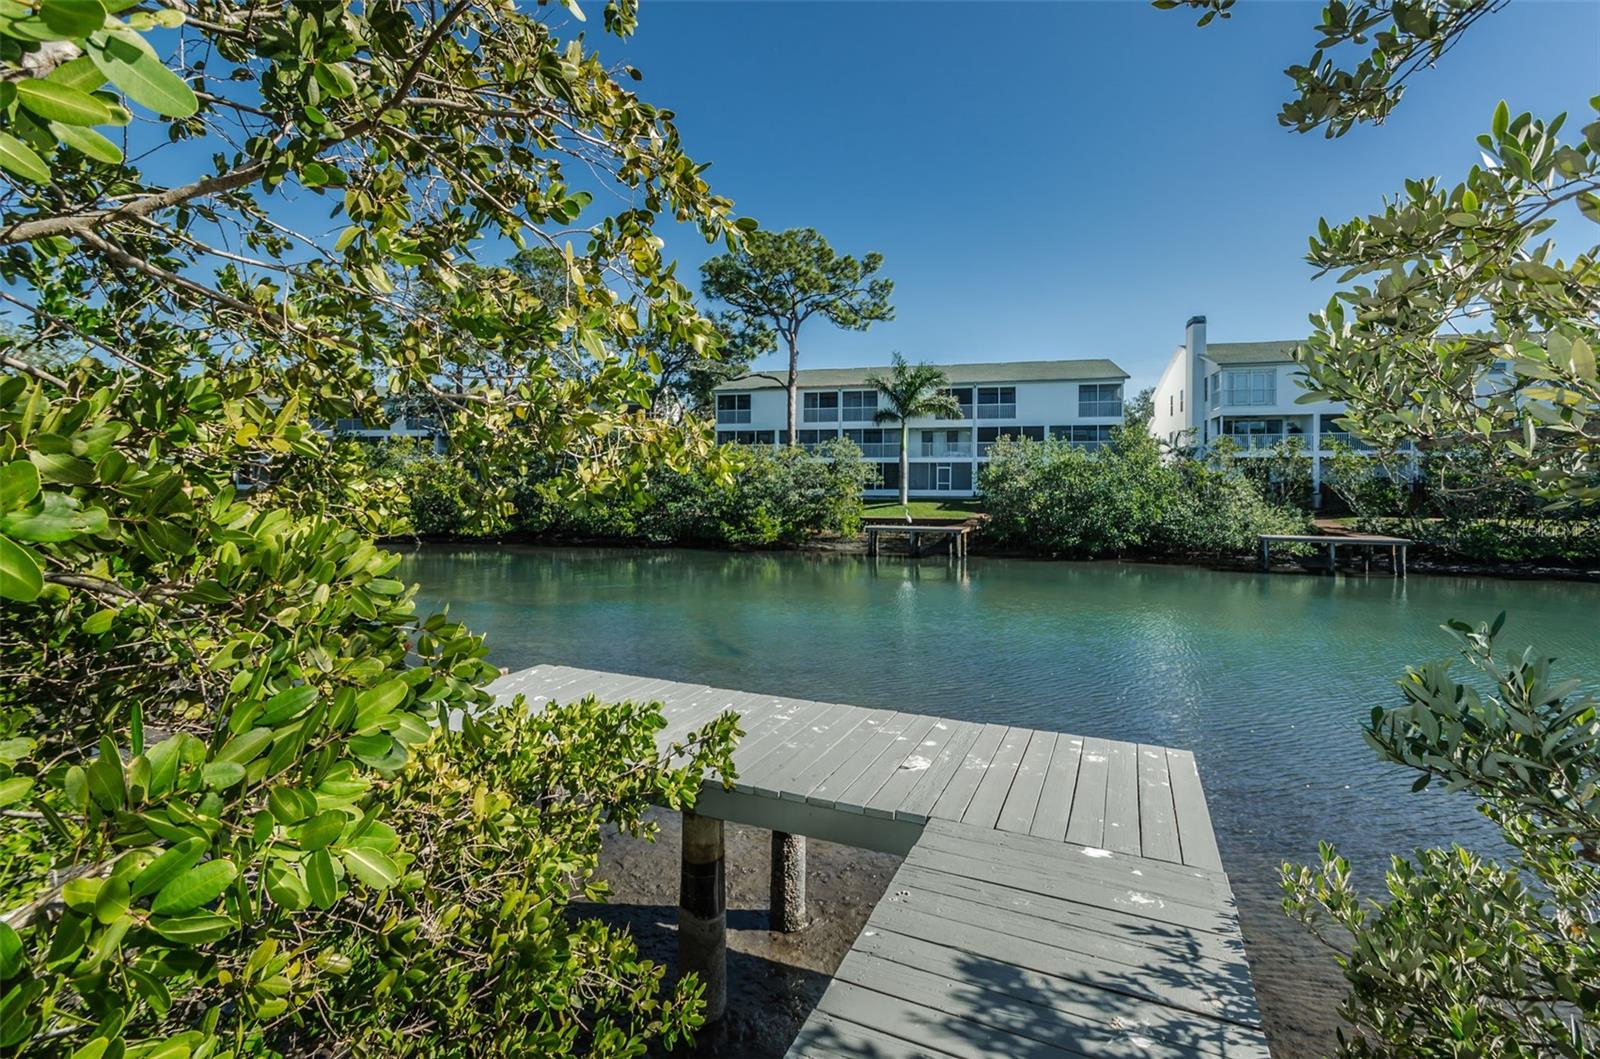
left=1161, top=0, right=1519, bottom=137
left=0, top=2, right=745, bottom=1057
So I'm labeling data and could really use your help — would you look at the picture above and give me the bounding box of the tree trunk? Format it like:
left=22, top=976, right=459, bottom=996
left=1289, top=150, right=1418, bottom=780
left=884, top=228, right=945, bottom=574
left=899, top=420, right=910, bottom=506
left=785, top=333, right=800, bottom=446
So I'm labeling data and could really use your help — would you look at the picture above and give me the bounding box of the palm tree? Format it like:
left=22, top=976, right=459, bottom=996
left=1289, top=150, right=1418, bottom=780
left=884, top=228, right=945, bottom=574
left=865, top=353, right=962, bottom=506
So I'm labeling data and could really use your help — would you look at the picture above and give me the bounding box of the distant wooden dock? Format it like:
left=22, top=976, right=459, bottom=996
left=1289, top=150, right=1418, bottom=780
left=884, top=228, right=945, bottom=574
left=1259, top=532, right=1412, bottom=577
left=865, top=521, right=974, bottom=558
left=489, top=664, right=1269, bottom=1058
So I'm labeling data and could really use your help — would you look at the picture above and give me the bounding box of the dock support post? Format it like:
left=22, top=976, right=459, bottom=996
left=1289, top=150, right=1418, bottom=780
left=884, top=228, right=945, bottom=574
left=679, top=811, right=725, bottom=1022
left=1399, top=545, right=1407, bottom=579
left=1259, top=539, right=1270, bottom=572
left=1327, top=542, right=1338, bottom=574
left=770, top=831, right=807, bottom=932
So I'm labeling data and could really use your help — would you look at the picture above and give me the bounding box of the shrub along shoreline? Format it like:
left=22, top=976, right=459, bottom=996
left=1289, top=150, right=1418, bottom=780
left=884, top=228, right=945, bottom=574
left=365, top=429, right=1597, bottom=579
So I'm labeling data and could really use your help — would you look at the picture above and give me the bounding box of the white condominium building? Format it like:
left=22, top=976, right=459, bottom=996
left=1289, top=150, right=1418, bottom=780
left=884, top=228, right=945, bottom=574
left=1150, top=316, right=1356, bottom=495
left=711, top=359, right=1131, bottom=498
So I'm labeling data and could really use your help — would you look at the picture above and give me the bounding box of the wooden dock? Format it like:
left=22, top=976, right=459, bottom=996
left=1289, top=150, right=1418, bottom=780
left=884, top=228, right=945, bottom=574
left=1259, top=532, right=1412, bottom=578
left=865, top=521, right=973, bottom=558
left=489, top=664, right=1268, bottom=1058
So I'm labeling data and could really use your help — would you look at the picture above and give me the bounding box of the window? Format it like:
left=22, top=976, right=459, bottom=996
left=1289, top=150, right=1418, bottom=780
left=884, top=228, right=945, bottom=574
left=716, top=393, right=751, bottom=424
left=1048, top=424, right=1113, bottom=449
left=844, top=428, right=897, bottom=457
left=802, top=391, right=839, bottom=422
left=976, top=386, right=1016, bottom=419
left=1221, top=370, right=1275, bottom=406
left=717, top=429, right=764, bottom=445
left=940, top=387, right=974, bottom=419
left=918, top=428, right=970, bottom=457
left=1169, top=395, right=1174, bottom=416
left=1079, top=383, right=1123, bottom=418
left=1020, top=426, right=1045, bottom=441
left=1072, top=424, right=1115, bottom=450
left=876, top=462, right=900, bottom=490
left=841, top=390, right=878, bottom=421
left=977, top=425, right=1026, bottom=455
left=796, top=428, right=838, bottom=451
left=1179, top=389, right=1184, bottom=413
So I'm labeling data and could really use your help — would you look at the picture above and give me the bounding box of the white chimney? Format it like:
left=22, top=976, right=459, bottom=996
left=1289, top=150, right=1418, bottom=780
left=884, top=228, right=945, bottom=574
left=1185, top=315, right=1207, bottom=439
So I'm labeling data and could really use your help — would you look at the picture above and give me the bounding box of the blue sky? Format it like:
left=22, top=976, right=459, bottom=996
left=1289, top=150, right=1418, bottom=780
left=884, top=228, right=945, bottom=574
left=608, top=0, right=1599, bottom=390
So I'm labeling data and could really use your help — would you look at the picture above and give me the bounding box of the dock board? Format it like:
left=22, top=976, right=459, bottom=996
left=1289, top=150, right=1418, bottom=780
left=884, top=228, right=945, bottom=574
left=488, top=664, right=1265, bottom=1058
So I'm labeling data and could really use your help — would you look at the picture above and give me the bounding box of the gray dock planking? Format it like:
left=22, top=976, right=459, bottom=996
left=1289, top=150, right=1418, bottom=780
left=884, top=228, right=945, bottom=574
left=488, top=664, right=1266, bottom=1058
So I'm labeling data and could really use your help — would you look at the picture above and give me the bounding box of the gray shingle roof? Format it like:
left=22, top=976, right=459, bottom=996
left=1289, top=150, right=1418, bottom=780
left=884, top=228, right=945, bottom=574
left=1202, top=341, right=1300, bottom=365
left=713, top=358, right=1129, bottom=391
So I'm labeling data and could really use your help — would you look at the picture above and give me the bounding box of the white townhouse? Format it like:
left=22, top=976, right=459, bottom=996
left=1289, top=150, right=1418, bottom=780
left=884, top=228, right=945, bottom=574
left=712, top=358, right=1131, bottom=498
left=1150, top=316, right=1355, bottom=497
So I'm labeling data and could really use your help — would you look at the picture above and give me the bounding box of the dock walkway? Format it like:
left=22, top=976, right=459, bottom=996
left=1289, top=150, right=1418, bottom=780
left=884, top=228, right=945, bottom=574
left=1259, top=532, right=1412, bottom=577
left=490, top=664, right=1268, bottom=1059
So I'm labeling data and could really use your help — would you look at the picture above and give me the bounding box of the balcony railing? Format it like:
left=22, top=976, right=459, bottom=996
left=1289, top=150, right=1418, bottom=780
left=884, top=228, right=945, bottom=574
left=975, top=403, right=1016, bottom=420
left=856, top=442, right=900, bottom=458
left=917, top=443, right=972, bottom=458
left=1218, top=432, right=1290, bottom=450
left=1320, top=431, right=1372, bottom=452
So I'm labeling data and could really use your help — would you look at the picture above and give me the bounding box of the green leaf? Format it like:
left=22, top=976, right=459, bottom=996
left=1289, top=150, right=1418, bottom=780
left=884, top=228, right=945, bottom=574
left=0, top=132, right=51, bottom=184
left=341, top=847, right=399, bottom=889
left=0, top=461, right=40, bottom=510
left=1, top=492, right=109, bottom=542
left=200, top=760, right=245, bottom=790
left=354, top=678, right=408, bottom=729
left=264, top=861, right=310, bottom=910
left=298, top=809, right=345, bottom=851
left=16, top=78, right=114, bottom=126
left=131, top=836, right=207, bottom=898
left=0, top=776, right=34, bottom=807
left=0, top=534, right=42, bottom=602
left=150, top=858, right=237, bottom=915
left=0, top=922, right=22, bottom=979
left=305, top=848, right=339, bottom=909
left=39, top=0, right=108, bottom=39
left=51, top=121, right=123, bottom=163
left=86, top=27, right=198, bottom=118
left=46, top=55, right=108, bottom=92
left=267, top=785, right=317, bottom=825
left=260, top=685, right=317, bottom=725
left=214, top=726, right=271, bottom=764
left=93, top=873, right=129, bottom=924
left=30, top=450, right=95, bottom=484
left=149, top=912, right=236, bottom=944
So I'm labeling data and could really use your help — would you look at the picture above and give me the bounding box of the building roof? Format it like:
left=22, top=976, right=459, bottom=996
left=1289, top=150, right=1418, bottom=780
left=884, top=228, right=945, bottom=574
left=714, top=358, right=1129, bottom=392
left=1202, top=341, right=1300, bottom=365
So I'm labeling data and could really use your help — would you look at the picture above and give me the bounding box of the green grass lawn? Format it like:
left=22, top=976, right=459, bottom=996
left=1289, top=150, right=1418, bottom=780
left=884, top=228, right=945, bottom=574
left=863, top=498, right=985, bottom=520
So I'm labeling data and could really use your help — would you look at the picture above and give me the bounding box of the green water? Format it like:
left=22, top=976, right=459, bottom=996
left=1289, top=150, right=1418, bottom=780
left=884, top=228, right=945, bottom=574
left=395, top=544, right=1600, bottom=1054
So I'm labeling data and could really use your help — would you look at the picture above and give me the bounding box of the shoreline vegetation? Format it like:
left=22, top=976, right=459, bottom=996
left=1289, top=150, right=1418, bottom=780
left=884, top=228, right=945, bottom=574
left=366, top=428, right=1599, bottom=582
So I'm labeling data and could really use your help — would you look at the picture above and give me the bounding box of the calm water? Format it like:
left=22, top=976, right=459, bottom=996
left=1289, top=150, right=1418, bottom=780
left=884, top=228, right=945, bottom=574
left=396, top=545, right=1600, bottom=1055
